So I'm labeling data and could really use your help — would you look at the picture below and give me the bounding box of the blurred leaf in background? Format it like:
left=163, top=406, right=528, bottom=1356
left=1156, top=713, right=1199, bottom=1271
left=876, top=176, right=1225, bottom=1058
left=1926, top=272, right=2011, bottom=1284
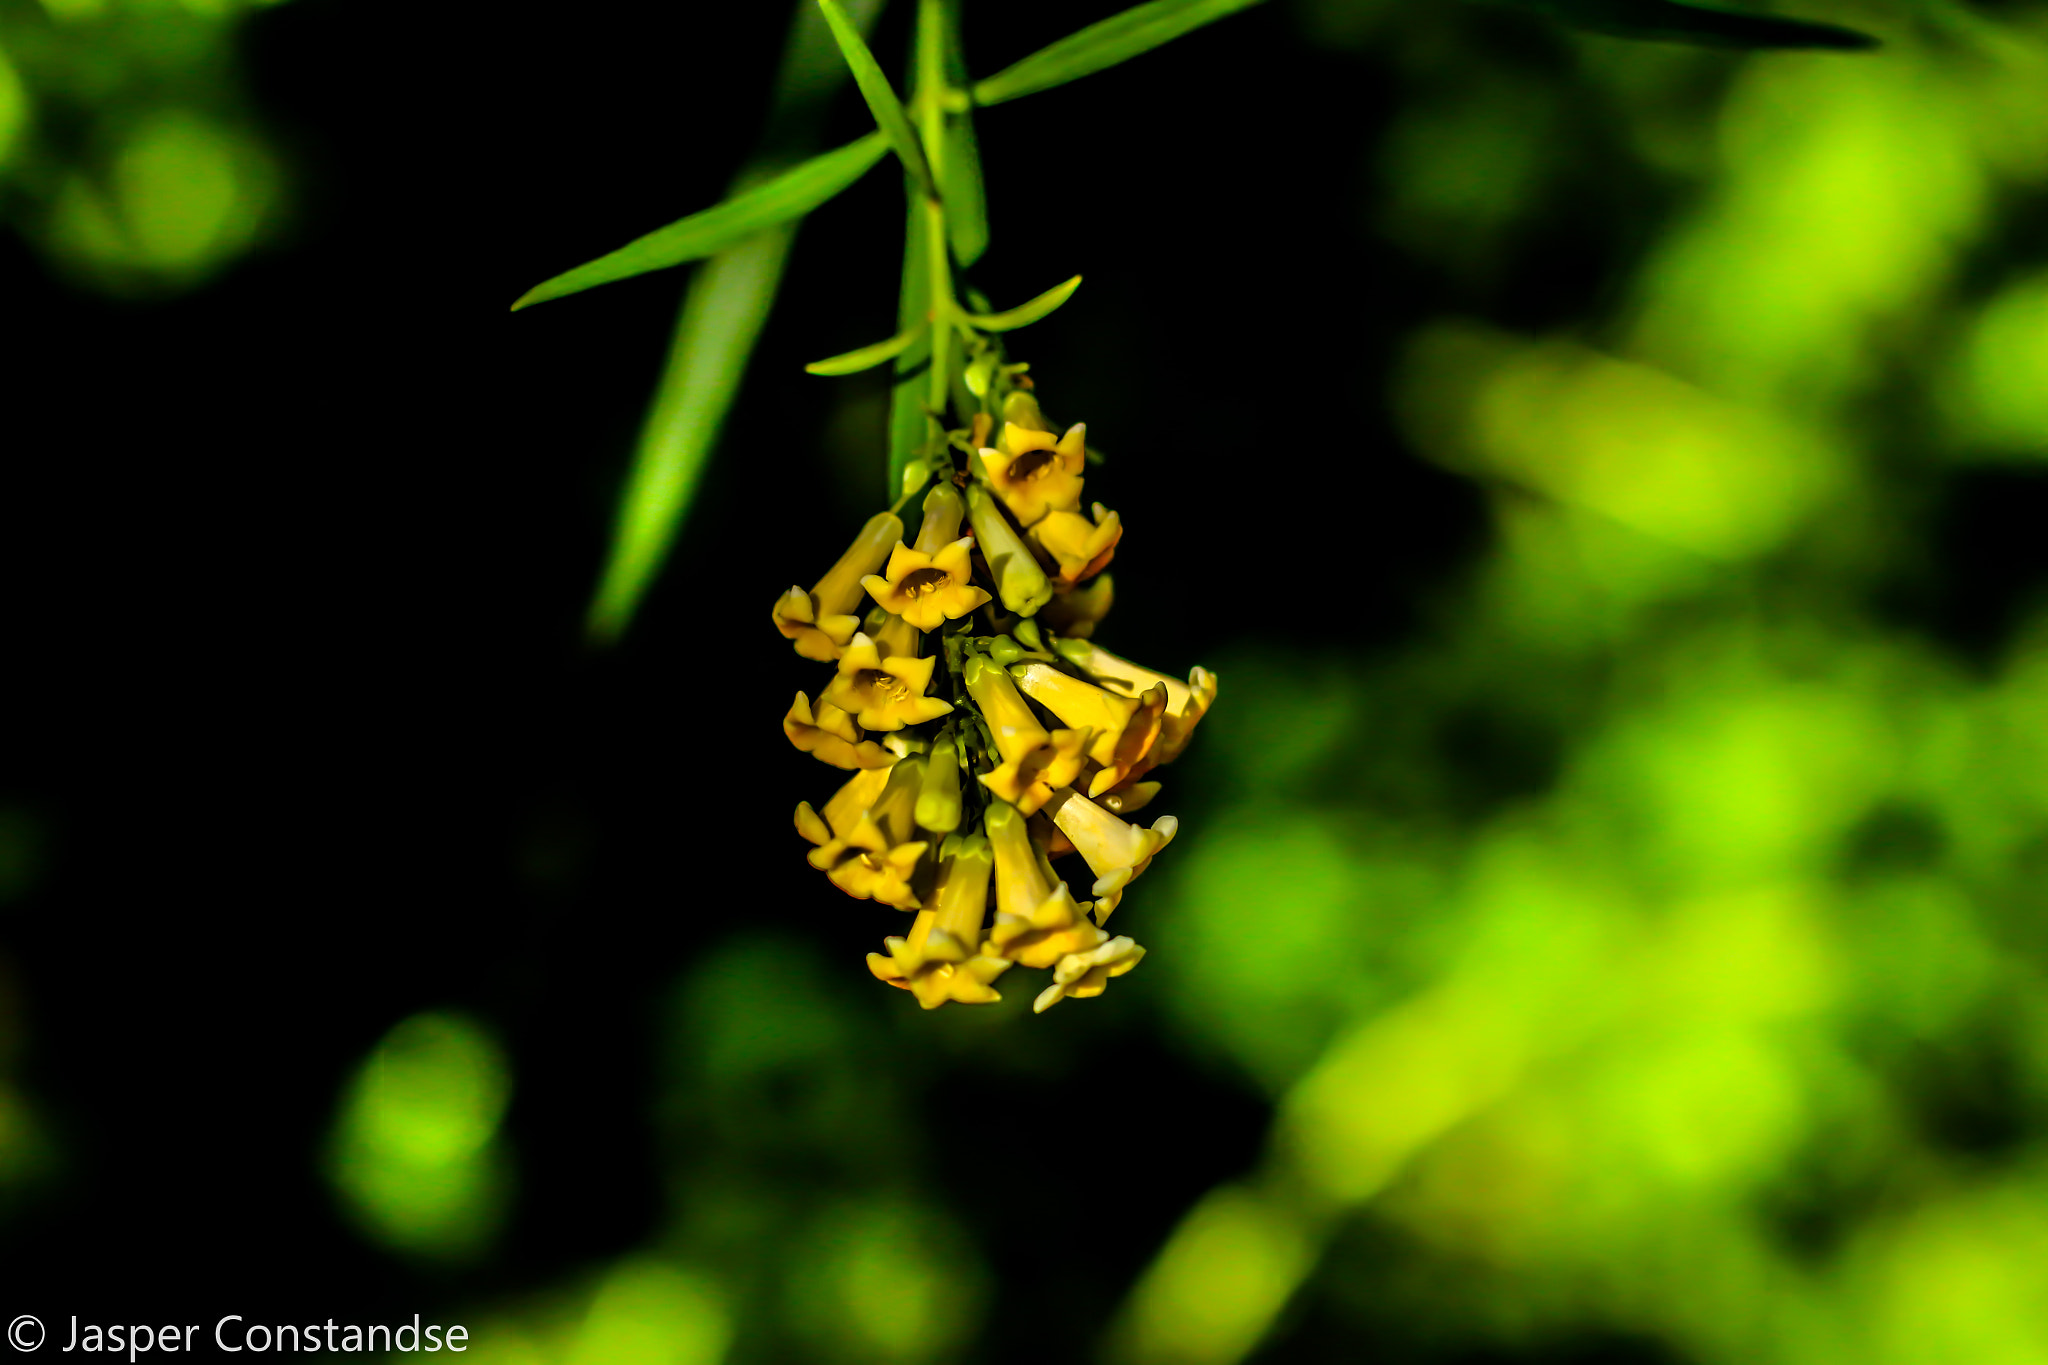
left=328, top=1010, right=513, bottom=1264
left=0, top=0, right=287, bottom=294
left=1108, top=0, right=2048, bottom=1361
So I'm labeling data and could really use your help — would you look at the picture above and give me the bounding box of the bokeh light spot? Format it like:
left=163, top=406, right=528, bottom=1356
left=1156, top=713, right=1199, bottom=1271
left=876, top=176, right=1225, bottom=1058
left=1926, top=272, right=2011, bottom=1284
left=567, top=1260, right=731, bottom=1365
left=328, top=1010, right=512, bottom=1260
left=785, top=1199, right=986, bottom=1365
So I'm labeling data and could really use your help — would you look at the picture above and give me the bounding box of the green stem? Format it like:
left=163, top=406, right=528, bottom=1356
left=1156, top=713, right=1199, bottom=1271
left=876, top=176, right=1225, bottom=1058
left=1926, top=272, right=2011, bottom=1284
left=917, top=0, right=958, bottom=448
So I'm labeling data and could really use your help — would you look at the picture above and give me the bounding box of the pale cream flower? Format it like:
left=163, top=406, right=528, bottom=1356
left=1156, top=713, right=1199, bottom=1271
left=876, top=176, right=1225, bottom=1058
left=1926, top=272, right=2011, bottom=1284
left=1043, top=787, right=1177, bottom=920
left=1033, top=936, right=1145, bottom=1012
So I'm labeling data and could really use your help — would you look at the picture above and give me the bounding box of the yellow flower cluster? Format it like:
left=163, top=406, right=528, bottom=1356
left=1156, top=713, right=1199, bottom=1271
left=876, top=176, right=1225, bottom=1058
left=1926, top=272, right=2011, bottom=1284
left=774, top=392, right=1216, bottom=1012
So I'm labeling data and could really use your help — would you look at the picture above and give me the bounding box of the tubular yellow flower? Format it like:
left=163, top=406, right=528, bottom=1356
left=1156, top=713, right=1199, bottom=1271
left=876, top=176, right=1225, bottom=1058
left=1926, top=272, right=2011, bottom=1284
left=861, top=484, right=992, bottom=630
left=868, top=609, right=920, bottom=660
left=783, top=692, right=894, bottom=770
left=1028, top=501, right=1120, bottom=587
left=771, top=511, right=904, bottom=661
left=1009, top=662, right=1164, bottom=797
left=1039, top=574, right=1114, bottom=639
left=868, top=946, right=1010, bottom=1008
left=1091, top=775, right=1162, bottom=816
left=1054, top=641, right=1218, bottom=767
left=983, top=801, right=1105, bottom=970
left=820, top=820, right=927, bottom=909
left=977, top=420, right=1088, bottom=528
left=965, top=483, right=1053, bottom=617
left=793, top=764, right=893, bottom=847
left=866, top=834, right=1012, bottom=1009
left=964, top=654, right=1090, bottom=815
left=1043, top=787, right=1177, bottom=919
left=1033, top=936, right=1145, bottom=1013
left=820, top=630, right=953, bottom=732
left=806, top=757, right=929, bottom=909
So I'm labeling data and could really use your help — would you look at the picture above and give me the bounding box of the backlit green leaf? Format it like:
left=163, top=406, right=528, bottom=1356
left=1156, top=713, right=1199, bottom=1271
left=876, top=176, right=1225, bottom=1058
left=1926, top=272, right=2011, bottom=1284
left=972, top=0, right=1265, bottom=109
left=818, top=0, right=937, bottom=200
left=805, top=324, right=929, bottom=376
left=585, top=227, right=793, bottom=643
left=512, top=133, right=885, bottom=311
left=963, top=275, right=1082, bottom=332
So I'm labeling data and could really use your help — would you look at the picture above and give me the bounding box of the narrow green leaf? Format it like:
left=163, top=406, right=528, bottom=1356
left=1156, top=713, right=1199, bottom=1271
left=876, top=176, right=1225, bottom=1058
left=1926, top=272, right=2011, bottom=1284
left=577, top=0, right=884, bottom=643
left=888, top=201, right=934, bottom=502
left=585, top=228, right=792, bottom=643
left=513, top=133, right=885, bottom=311
left=805, top=325, right=929, bottom=376
left=963, top=275, right=1082, bottom=332
left=1512, top=0, right=1878, bottom=47
left=972, top=0, right=1264, bottom=108
left=818, top=0, right=937, bottom=200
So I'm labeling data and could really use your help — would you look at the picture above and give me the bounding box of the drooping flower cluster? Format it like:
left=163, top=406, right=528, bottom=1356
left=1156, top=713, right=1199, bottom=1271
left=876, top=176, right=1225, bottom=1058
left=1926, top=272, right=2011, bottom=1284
left=774, top=391, right=1216, bottom=1012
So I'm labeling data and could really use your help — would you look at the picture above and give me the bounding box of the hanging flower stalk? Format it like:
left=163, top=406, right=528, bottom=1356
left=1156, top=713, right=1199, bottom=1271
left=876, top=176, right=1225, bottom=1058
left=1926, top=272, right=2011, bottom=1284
left=759, top=0, right=1219, bottom=1013
left=781, top=385, right=1213, bottom=1012
left=514, top=0, right=1255, bottom=1012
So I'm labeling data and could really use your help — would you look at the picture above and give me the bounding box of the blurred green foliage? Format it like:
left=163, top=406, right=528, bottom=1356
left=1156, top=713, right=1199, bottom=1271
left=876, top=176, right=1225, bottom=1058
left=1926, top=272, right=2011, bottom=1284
left=0, top=0, right=285, bottom=293
left=1101, top=3, right=2048, bottom=1360
left=0, top=808, right=51, bottom=1211
left=328, top=1010, right=513, bottom=1263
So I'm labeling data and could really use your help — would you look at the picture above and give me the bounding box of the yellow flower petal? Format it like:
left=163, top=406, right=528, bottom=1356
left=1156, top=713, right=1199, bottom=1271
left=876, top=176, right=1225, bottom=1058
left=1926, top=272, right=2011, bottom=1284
left=783, top=692, right=894, bottom=770
left=861, top=538, right=993, bottom=630
left=805, top=759, right=929, bottom=909
left=771, top=511, right=903, bottom=660
left=965, top=655, right=1090, bottom=815
left=1096, top=778, right=1162, bottom=816
left=976, top=421, right=1088, bottom=528
left=1039, top=574, right=1114, bottom=639
left=1033, top=936, right=1145, bottom=1012
left=1028, top=501, right=1120, bottom=587
left=1057, top=642, right=1217, bottom=768
left=796, top=764, right=894, bottom=847
left=982, top=800, right=1104, bottom=968
left=866, top=836, right=1011, bottom=1008
left=1009, top=662, right=1163, bottom=794
left=820, top=632, right=954, bottom=732
left=1043, top=788, right=1177, bottom=919
left=965, top=483, right=1053, bottom=617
